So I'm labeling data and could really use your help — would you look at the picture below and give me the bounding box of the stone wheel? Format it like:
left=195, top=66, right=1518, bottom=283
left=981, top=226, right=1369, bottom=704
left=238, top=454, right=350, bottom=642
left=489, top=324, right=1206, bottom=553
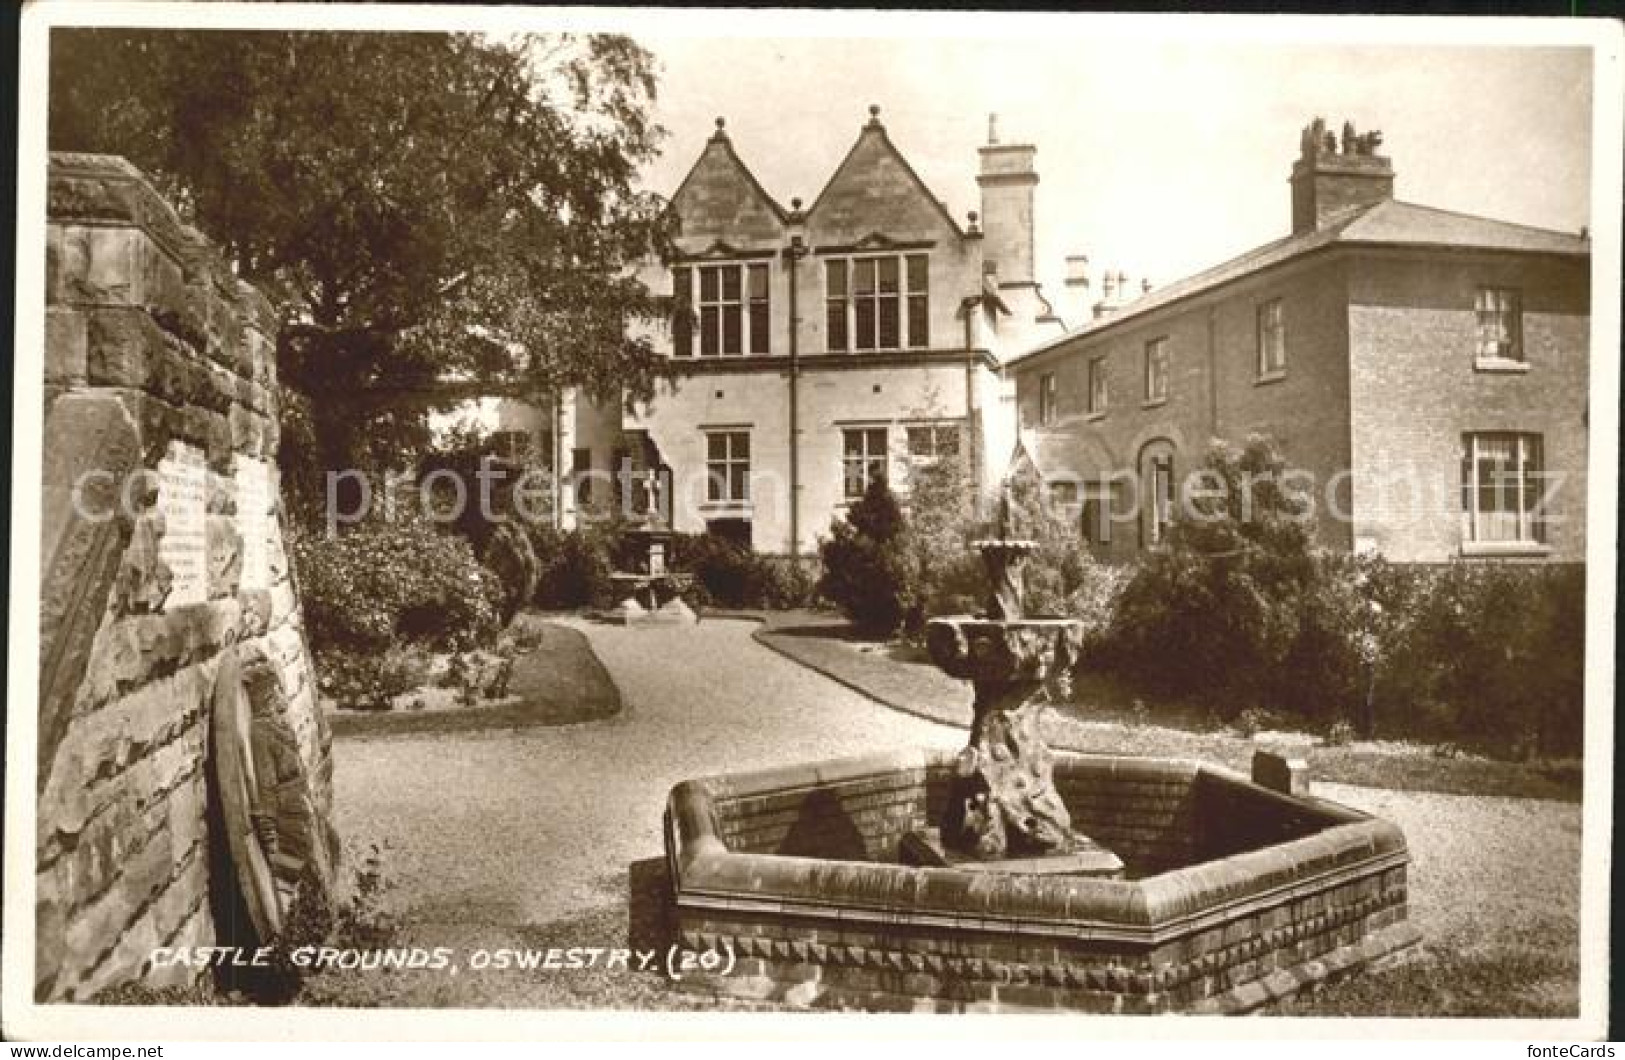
left=210, top=649, right=283, bottom=942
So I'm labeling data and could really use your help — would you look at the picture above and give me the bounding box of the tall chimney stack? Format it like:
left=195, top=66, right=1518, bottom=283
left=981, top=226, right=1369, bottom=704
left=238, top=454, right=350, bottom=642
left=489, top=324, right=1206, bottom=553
left=978, top=114, right=1038, bottom=288
left=1064, top=254, right=1090, bottom=328
left=1290, top=116, right=1394, bottom=234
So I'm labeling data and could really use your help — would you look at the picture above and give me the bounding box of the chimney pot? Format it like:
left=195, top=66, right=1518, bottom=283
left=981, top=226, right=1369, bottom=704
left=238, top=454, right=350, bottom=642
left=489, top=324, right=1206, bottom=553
left=1291, top=116, right=1394, bottom=234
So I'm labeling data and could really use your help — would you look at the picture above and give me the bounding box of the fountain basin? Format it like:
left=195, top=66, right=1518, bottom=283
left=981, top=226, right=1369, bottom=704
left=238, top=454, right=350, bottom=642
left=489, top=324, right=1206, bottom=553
left=664, top=748, right=1418, bottom=1013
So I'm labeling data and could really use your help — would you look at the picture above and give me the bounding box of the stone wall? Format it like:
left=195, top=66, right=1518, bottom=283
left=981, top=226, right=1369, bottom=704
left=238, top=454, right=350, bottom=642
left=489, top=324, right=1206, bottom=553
left=37, top=153, right=336, bottom=1001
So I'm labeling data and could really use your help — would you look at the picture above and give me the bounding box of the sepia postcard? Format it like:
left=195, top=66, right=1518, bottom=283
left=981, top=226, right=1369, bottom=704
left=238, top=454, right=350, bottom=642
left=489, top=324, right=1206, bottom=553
left=5, top=1, right=1620, bottom=1044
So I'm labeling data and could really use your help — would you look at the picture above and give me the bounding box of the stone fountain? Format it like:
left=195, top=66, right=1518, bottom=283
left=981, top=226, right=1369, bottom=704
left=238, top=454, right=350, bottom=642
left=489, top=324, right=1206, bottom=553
left=662, top=480, right=1419, bottom=1012
left=903, top=491, right=1122, bottom=875
left=608, top=469, right=695, bottom=626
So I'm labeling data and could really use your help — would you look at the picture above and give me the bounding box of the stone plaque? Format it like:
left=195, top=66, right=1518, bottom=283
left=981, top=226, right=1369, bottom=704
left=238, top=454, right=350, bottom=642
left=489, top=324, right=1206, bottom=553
left=155, top=440, right=207, bottom=609
left=235, top=455, right=275, bottom=591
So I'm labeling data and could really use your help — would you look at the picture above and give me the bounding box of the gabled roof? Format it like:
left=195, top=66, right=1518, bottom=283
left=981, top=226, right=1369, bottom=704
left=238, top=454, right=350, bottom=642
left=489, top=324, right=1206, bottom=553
left=803, top=110, right=966, bottom=239
left=1009, top=198, right=1589, bottom=366
left=667, top=121, right=788, bottom=228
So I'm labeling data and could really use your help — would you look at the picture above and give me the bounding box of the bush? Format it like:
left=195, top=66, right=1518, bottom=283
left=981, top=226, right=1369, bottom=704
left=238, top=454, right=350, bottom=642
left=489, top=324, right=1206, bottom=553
left=1100, top=435, right=1324, bottom=717
left=907, top=458, right=983, bottom=619
left=292, top=520, right=502, bottom=656
left=666, top=532, right=821, bottom=610
left=481, top=521, right=540, bottom=624
left=314, top=645, right=433, bottom=712
left=672, top=532, right=765, bottom=608
left=1089, top=433, right=1585, bottom=758
left=818, top=478, right=921, bottom=636
left=1001, top=462, right=1127, bottom=647
left=1372, top=561, right=1584, bottom=758
left=527, top=523, right=616, bottom=609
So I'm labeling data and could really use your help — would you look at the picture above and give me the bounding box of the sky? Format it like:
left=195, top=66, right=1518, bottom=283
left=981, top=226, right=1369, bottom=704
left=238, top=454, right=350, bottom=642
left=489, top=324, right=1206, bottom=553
left=632, top=34, right=1593, bottom=321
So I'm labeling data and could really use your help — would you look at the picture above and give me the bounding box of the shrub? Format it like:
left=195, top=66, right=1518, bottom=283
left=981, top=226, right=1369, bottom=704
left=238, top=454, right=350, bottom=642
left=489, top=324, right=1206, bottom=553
left=1101, top=435, right=1319, bottom=717
left=527, top=523, right=616, bottom=609
left=673, top=531, right=765, bottom=608
left=666, top=532, right=821, bottom=610
left=1372, top=561, right=1584, bottom=758
left=756, top=554, right=821, bottom=609
left=907, top=458, right=983, bottom=619
left=1325, top=719, right=1357, bottom=747
left=314, top=645, right=433, bottom=712
left=818, top=478, right=921, bottom=636
left=292, top=520, right=501, bottom=655
left=481, top=521, right=540, bottom=624
left=1235, top=706, right=1277, bottom=738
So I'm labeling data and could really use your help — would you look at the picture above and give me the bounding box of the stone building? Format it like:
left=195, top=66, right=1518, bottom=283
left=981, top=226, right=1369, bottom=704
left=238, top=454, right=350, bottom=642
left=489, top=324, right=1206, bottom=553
left=496, top=108, right=1065, bottom=554
left=1005, top=118, right=1591, bottom=564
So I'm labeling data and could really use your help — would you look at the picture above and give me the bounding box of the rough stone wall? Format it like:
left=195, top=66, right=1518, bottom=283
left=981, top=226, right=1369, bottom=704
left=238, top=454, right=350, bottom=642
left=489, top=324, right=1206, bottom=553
left=37, top=153, right=334, bottom=1001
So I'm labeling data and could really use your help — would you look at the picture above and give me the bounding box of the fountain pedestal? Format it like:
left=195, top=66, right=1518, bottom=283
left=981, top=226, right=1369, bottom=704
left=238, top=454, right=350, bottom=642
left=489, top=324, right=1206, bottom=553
left=910, top=616, right=1123, bottom=876
left=905, top=522, right=1122, bottom=876
left=610, top=522, right=696, bottom=626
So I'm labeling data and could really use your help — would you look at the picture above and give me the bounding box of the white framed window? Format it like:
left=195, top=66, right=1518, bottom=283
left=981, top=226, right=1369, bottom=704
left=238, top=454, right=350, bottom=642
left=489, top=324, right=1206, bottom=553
left=1475, top=287, right=1523, bottom=363
left=842, top=426, right=889, bottom=500
left=1144, top=337, right=1169, bottom=403
left=1088, top=356, right=1109, bottom=415
left=673, top=263, right=770, bottom=357
left=705, top=430, right=751, bottom=503
left=826, top=253, right=928, bottom=352
left=1462, top=432, right=1545, bottom=546
left=1038, top=372, right=1058, bottom=426
left=1256, top=298, right=1285, bottom=378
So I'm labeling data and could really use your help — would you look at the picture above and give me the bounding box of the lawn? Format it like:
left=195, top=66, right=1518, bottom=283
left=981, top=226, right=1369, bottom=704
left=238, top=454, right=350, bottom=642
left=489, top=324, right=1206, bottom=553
left=326, top=616, right=621, bottom=738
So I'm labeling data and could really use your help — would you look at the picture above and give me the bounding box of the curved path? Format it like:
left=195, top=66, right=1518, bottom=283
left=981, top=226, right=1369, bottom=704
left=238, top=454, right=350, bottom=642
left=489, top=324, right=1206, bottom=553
left=322, top=618, right=962, bottom=1008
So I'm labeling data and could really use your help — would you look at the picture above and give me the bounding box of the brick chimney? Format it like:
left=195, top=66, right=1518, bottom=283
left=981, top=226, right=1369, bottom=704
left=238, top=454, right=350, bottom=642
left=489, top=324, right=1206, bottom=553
left=978, top=114, right=1038, bottom=285
left=1290, top=117, right=1394, bottom=234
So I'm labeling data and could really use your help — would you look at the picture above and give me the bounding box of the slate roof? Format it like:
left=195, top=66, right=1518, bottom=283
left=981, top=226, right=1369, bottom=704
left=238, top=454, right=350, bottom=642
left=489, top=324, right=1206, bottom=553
left=1008, top=199, right=1589, bottom=366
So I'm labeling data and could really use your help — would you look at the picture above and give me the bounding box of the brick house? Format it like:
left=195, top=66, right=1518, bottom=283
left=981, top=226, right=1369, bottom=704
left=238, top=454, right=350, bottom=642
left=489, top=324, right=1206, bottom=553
left=496, top=108, right=1064, bottom=554
left=1005, top=118, right=1590, bottom=564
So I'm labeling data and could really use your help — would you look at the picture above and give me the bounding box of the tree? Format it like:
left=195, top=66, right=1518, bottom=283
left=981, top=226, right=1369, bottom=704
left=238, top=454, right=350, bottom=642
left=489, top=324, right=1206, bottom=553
left=49, top=29, right=676, bottom=502
left=818, top=478, right=920, bottom=637
left=1105, top=435, right=1319, bottom=713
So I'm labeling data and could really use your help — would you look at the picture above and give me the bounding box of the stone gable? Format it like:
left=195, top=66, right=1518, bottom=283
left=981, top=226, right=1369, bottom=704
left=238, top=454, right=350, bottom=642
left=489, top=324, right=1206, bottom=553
left=669, top=130, right=785, bottom=251
left=805, top=124, right=963, bottom=248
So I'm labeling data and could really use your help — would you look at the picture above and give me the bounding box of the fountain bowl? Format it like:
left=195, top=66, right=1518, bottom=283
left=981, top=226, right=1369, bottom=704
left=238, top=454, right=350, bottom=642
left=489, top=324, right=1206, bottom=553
left=664, top=748, right=1418, bottom=1013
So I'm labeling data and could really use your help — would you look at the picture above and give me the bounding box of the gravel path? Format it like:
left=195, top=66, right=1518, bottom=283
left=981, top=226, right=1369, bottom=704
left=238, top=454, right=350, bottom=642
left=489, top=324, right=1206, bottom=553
left=1317, top=782, right=1581, bottom=957
left=319, top=618, right=962, bottom=1007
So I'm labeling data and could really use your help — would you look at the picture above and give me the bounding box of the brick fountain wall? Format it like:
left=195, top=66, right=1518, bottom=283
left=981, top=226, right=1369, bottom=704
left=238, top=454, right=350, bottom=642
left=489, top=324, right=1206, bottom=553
left=35, top=153, right=335, bottom=1001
